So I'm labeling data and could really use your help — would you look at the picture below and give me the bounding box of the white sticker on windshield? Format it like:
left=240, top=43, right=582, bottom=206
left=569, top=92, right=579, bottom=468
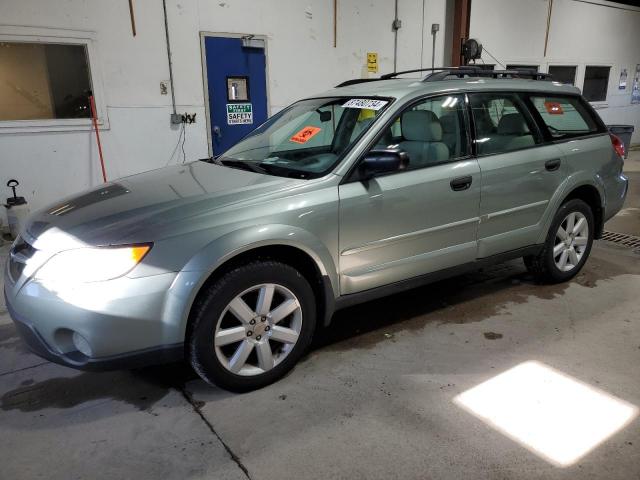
left=342, top=98, right=388, bottom=110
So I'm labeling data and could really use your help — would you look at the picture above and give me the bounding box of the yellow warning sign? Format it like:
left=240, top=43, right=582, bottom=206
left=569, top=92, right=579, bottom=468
left=367, top=52, right=378, bottom=73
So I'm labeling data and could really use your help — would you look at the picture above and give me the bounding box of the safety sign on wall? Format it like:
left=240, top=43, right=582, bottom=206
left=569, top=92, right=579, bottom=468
left=227, top=103, right=253, bottom=125
left=367, top=52, right=378, bottom=73
left=632, top=65, right=640, bottom=105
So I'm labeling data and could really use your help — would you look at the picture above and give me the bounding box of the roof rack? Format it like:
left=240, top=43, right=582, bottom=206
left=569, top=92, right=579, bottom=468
left=334, top=78, right=384, bottom=88
left=335, top=66, right=553, bottom=87
left=423, top=67, right=552, bottom=81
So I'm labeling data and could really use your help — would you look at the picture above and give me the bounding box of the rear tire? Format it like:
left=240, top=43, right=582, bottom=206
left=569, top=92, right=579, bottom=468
left=524, top=199, right=594, bottom=284
left=188, top=261, right=316, bottom=392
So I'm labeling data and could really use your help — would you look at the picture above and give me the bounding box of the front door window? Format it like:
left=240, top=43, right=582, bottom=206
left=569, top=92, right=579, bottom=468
left=373, top=94, right=468, bottom=171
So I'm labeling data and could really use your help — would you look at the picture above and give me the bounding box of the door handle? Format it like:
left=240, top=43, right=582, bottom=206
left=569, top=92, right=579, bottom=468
left=213, top=125, right=222, bottom=139
left=545, top=158, right=561, bottom=171
left=450, top=176, right=473, bottom=191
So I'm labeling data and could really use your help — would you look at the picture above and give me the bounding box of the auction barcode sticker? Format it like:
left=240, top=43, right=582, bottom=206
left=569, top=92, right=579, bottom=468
left=342, top=99, right=388, bottom=110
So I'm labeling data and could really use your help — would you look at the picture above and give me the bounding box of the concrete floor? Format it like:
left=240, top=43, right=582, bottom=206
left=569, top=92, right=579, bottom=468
left=2, top=155, right=639, bottom=480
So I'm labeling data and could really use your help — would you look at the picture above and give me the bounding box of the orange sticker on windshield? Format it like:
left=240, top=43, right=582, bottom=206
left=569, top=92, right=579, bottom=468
left=544, top=101, right=564, bottom=115
left=290, top=126, right=321, bottom=144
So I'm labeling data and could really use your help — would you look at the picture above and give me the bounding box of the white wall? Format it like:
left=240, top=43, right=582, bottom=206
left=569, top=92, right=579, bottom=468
left=0, top=0, right=449, bottom=224
left=469, top=0, right=640, bottom=140
left=2, top=0, right=637, bottom=227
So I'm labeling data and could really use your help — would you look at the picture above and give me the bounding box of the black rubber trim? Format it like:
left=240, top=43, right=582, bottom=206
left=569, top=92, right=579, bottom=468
left=4, top=291, right=183, bottom=372
left=321, top=275, right=336, bottom=326
left=334, top=244, right=543, bottom=310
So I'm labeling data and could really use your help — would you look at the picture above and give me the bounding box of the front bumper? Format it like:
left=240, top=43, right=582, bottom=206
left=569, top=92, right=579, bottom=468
left=4, top=258, right=186, bottom=370
left=5, top=292, right=183, bottom=370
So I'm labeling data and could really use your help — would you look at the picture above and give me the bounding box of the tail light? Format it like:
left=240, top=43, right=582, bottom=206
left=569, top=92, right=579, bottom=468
left=610, top=133, right=625, bottom=158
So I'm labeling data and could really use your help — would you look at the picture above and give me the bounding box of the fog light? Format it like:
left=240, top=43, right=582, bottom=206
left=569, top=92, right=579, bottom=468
left=72, top=332, right=93, bottom=357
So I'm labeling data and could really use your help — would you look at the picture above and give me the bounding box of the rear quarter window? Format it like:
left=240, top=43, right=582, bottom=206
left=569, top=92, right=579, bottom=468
left=529, top=95, right=600, bottom=139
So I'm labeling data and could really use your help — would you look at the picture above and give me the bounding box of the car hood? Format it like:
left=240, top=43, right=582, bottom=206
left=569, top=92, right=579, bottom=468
left=24, top=162, right=304, bottom=249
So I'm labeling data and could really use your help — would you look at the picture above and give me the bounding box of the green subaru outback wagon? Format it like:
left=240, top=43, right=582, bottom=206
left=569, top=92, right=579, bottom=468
left=5, top=67, right=628, bottom=391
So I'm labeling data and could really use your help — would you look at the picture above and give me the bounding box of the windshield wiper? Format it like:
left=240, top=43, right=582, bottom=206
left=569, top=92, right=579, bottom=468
left=199, top=156, right=223, bottom=165
left=257, top=162, right=311, bottom=179
left=218, top=157, right=310, bottom=179
left=219, top=158, right=268, bottom=174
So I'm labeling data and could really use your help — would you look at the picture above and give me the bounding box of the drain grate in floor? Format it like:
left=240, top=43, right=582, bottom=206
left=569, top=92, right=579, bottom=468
left=601, top=231, right=640, bottom=251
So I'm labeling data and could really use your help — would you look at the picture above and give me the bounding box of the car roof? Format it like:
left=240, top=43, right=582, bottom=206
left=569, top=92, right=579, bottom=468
left=316, top=77, right=582, bottom=102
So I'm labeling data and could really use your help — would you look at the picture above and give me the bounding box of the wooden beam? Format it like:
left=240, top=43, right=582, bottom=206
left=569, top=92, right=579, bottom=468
left=451, top=0, right=471, bottom=66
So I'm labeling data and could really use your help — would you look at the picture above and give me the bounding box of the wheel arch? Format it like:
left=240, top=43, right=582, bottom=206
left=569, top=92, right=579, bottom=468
left=561, top=183, right=604, bottom=238
left=169, top=225, right=339, bottom=347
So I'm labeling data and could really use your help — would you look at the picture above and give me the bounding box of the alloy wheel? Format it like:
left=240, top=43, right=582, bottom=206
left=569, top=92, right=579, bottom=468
left=214, top=283, right=303, bottom=376
left=553, top=211, right=589, bottom=272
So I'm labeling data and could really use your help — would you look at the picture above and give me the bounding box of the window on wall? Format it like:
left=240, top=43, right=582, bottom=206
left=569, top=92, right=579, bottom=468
left=0, top=41, right=93, bottom=121
left=226, top=76, right=249, bottom=102
left=583, top=66, right=610, bottom=102
left=548, top=66, right=577, bottom=85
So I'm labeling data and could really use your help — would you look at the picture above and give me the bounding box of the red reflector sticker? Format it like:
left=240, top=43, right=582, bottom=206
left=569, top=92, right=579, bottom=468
left=544, top=101, right=564, bottom=115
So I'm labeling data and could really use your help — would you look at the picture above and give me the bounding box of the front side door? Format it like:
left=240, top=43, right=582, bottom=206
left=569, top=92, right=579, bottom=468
left=469, top=92, right=567, bottom=258
left=204, top=36, right=268, bottom=155
left=338, top=94, right=481, bottom=294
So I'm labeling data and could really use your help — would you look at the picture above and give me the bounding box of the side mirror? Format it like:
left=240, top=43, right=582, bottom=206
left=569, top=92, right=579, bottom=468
left=360, top=148, right=409, bottom=180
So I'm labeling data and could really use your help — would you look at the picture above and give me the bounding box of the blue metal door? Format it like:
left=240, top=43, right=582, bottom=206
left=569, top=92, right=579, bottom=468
left=204, top=36, right=268, bottom=156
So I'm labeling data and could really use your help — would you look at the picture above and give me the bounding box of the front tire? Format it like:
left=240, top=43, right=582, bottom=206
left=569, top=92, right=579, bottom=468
left=524, top=198, right=594, bottom=283
left=188, top=261, right=316, bottom=392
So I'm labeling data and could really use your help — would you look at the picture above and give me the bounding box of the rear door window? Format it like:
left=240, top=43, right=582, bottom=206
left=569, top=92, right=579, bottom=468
left=469, top=93, right=540, bottom=156
left=529, top=95, right=600, bottom=139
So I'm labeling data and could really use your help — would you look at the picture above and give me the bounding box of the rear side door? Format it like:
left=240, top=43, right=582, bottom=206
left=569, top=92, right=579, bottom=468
left=469, top=92, right=567, bottom=258
left=338, top=94, right=481, bottom=294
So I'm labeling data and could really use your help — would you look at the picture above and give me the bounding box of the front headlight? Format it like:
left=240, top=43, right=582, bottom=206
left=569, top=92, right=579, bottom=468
left=35, top=244, right=152, bottom=283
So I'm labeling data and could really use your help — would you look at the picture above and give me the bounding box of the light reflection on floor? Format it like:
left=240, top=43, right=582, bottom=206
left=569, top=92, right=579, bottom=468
left=454, top=361, right=638, bottom=467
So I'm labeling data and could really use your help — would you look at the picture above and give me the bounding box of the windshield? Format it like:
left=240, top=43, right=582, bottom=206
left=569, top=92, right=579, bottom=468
left=219, top=97, right=391, bottom=178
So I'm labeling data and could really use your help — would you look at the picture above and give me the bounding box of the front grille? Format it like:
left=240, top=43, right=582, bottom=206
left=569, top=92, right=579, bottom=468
left=601, top=231, right=640, bottom=252
left=8, top=237, right=37, bottom=281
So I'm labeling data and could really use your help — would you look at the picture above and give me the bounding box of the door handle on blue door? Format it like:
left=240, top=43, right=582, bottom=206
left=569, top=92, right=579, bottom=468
left=545, top=158, right=561, bottom=171
left=450, top=176, right=473, bottom=191
left=213, top=126, right=222, bottom=139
